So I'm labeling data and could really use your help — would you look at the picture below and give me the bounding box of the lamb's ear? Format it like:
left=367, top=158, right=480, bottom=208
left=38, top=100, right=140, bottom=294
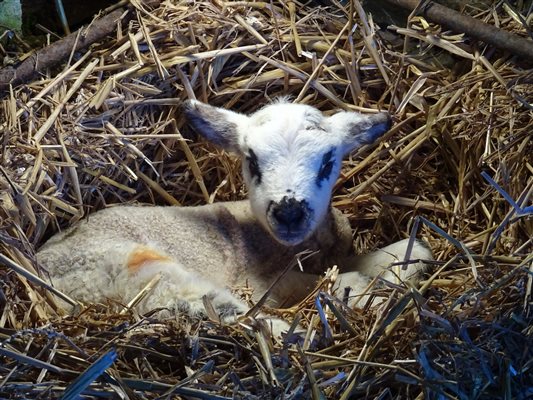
left=327, top=111, right=391, bottom=155
left=184, top=100, right=249, bottom=153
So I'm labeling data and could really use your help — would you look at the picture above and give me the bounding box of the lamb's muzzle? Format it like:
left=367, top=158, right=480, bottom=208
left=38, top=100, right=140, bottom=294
left=267, top=197, right=311, bottom=245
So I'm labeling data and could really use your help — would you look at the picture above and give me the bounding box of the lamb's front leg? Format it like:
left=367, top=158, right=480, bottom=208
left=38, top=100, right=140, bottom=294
left=349, top=239, right=432, bottom=281
left=335, top=238, right=433, bottom=307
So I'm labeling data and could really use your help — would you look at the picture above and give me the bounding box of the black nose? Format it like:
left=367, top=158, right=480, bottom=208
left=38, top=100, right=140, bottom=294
left=271, top=197, right=306, bottom=228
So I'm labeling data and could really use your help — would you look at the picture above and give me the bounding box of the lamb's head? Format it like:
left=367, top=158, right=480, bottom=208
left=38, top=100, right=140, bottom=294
left=185, top=99, right=391, bottom=246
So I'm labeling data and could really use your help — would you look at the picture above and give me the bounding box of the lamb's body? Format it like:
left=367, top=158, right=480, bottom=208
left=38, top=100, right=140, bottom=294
left=39, top=201, right=325, bottom=312
left=38, top=201, right=429, bottom=316
left=37, top=100, right=432, bottom=332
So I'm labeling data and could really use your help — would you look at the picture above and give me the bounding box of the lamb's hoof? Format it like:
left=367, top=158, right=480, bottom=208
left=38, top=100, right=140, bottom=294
left=231, top=313, right=292, bottom=338
left=262, top=317, right=292, bottom=338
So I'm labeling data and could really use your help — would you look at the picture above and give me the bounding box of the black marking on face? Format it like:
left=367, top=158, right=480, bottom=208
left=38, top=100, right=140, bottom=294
left=316, top=149, right=335, bottom=187
left=246, top=149, right=262, bottom=184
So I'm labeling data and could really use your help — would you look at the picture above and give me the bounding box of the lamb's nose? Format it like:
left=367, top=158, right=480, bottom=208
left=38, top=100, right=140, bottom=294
left=272, top=197, right=305, bottom=228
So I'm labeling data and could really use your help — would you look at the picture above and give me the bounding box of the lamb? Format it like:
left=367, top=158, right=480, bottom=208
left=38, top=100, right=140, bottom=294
left=37, top=99, right=432, bottom=333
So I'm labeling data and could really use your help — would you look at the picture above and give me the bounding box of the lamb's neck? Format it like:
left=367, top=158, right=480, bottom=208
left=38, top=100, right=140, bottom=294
left=215, top=200, right=354, bottom=273
left=306, top=207, right=354, bottom=268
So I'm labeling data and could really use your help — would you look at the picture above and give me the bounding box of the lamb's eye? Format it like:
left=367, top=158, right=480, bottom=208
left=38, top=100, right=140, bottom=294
left=246, top=149, right=262, bottom=184
left=316, top=149, right=335, bottom=186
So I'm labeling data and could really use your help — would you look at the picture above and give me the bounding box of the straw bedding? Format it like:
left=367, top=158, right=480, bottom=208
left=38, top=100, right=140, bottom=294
left=0, top=0, right=531, bottom=398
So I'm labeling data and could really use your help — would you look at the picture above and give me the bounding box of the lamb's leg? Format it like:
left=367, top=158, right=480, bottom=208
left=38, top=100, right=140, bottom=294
left=335, top=239, right=433, bottom=307
left=123, top=252, right=291, bottom=336
left=261, top=239, right=431, bottom=308
left=127, top=258, right=249, bottom=321
left=348, top=238, right=432, bottom=281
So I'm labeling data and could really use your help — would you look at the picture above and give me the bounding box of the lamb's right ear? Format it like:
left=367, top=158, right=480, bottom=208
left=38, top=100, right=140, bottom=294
left=184, top=100, right=249, bottom=153
left=327, top=111, right=392, bottom=156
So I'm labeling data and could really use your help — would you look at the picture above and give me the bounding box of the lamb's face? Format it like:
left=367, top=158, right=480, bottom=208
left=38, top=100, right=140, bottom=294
left=241, top=104, right=344, bottom=245
left=185, top=100, right=391, bottom=246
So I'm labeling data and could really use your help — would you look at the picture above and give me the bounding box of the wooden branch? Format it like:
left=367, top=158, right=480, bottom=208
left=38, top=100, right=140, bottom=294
left=0, top=8, right=131, bottom=92
left=384, top=0, right=533, bottom=62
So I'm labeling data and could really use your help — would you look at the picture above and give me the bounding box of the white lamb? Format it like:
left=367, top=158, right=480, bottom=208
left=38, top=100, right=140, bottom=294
left=37, top=99, right=432, bottom=333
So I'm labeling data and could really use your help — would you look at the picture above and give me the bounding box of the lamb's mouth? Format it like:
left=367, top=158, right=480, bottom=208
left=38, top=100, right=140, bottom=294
left=267, top=217, right=313, bottom=246
left=270, top=228, right=309, bottom=246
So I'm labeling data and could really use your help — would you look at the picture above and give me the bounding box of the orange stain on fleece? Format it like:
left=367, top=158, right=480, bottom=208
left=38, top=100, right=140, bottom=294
left=127, top=247, right=170, bottom=273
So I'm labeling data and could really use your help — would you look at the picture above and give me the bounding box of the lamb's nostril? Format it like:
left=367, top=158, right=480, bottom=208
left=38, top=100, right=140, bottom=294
left=272, top=198, right=306, bottom=227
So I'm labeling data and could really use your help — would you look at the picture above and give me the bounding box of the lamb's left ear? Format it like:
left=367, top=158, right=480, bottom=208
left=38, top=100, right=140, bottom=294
left=326, top=111, right=392, bottom=155
left=184, top=100, right=249, bottom=153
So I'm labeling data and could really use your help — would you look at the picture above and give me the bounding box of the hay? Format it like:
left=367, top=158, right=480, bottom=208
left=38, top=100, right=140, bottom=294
left=0, top=0, right=532, bottom=398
